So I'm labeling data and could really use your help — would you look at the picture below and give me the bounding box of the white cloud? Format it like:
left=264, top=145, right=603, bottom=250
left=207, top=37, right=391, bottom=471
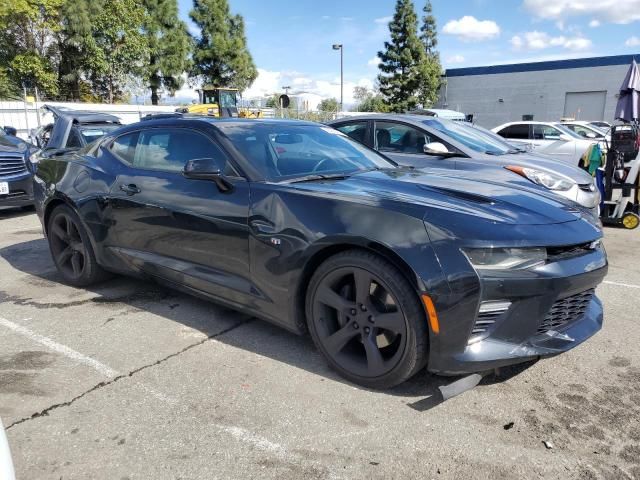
left=626, top=36, right=640, bottom=47
left=367, top=56, right=380, bottom=67
left=588, top=19, right=600, bottom=27
left=321, top=15, right=330, bottom=20
left=442, top=16, right=501, bottom=41
left=446, top=54, right=465, bottom=64
left=510, top=31, right=591, bottom=51
left=523, top=0, right=640, bottom=24
left=242, top=68, right=374, bottom=106
left=374, top=16, right=392, bottom=24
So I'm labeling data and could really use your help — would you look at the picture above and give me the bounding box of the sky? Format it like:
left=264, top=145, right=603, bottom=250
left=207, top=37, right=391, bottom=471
left=175, top=0, right=640, bottom=104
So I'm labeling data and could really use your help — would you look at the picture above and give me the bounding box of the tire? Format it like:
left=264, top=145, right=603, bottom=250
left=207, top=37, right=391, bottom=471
left=306, top=249, right=428, bottom=389
left=622, top=212, right=640, bottom=230
left=47, top=204, right=109, bottom=287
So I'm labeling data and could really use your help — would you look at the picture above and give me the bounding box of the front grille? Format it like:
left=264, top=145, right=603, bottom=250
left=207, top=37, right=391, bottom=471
left=547, top=241, right=599, bottom=262
left=537, top=289, right=595, bottom=335
left=0, top=154, right=27, bottom=177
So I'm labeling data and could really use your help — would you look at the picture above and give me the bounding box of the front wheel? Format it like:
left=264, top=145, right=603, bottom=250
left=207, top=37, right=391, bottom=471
left=47, top=204, right=109, bottom=287
left=306, top=250, right=429, bottom=389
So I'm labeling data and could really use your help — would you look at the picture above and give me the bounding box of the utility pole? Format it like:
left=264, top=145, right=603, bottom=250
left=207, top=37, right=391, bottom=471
left=332, top=44, right=343, bottom=112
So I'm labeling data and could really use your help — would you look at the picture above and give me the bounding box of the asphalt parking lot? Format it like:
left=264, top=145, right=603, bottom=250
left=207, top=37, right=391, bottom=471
left=0, top=208, right=639, bottom=480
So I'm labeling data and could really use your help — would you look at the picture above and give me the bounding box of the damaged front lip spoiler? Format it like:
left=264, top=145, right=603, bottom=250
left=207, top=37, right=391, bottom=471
left=428, top=297, right=603, bottom=376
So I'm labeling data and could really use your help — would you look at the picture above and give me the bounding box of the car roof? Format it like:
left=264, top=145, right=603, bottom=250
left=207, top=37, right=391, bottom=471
left=328, top=113, right=445, bottom=126
left=43, top=105, right=121, bottom=125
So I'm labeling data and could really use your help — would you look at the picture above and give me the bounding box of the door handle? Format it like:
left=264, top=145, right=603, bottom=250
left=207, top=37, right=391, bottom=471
left=119, top=183, right=141, bottom=196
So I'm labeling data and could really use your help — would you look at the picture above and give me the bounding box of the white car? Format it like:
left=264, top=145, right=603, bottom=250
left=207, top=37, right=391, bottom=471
left=0, top=418, right=15, bottom=480
left=561, top=120, right=611, bottom=143
left=492, top=121, right=597, bottom=166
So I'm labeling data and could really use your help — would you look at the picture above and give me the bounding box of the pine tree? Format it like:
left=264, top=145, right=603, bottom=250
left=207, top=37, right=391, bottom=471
left=58, top=0, right=101, bottom=100
left=377, top=0, right=427, bottom=112
left=142, top=0, right=191, bottom=105
left=418, top=0, right=442, bottom=107
left=88, top=0, right=149, bottom=103
left=420, top=0, right=438, bottom=59
left=189, top=0, right=257, bottom=91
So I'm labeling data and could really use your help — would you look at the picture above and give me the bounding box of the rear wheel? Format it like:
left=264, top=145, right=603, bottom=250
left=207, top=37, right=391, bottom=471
left=306, top=250, right=428, bottom=389
left=47, top=204, right=109, bottom=286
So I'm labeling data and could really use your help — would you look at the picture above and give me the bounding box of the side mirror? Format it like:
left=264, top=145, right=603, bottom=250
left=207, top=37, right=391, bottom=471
left=423, top=142, right=451, bottom=156
left=586, top=132, right=597, bottom=139
left=559, top=134, right=573, bottom=141
left=183, top=158, right=232, bottom=192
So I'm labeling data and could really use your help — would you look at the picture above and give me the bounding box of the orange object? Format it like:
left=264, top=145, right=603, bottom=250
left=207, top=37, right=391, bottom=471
left=421, top=294, right=439, bottom=334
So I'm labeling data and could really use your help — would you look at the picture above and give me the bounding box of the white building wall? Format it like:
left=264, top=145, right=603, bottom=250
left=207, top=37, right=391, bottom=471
left=437, top=63, right=631, bottom=129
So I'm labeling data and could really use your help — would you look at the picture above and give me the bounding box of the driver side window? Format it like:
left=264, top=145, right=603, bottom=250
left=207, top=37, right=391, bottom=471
left=534, top=125, right=562, bottom=140
left=132, top=128, right=237, bottom=175
left=374, top=122, right=431, bottom=154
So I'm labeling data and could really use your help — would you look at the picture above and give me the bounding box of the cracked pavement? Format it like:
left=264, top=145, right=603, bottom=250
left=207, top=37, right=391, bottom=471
left=1, top=208, right=640, bottom=480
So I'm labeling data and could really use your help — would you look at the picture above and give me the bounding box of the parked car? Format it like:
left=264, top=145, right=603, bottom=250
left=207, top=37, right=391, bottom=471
left=31, top=105, right=122, bottom=154
left=328, top=115, right=600, bottom=215
left=589, top=121, right=612, bottom=130
left=561, top=120, right=611, bottom=143
left=33, top=117, right=607, bottom=389
left=0, top=126, right=37, bottom=209
left=492, top=121, right=598, bottom=165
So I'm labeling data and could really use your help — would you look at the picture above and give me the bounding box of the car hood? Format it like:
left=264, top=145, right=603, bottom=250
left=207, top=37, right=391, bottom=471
left=0, top=136, right=29, bottom=154
left=294, top=169, right=584, bottom=226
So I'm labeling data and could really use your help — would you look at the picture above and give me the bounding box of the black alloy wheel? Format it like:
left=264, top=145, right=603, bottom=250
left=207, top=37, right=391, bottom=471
left=47, top=205, right=108, bottom=286
left=307, top=250, right=428, bottom=389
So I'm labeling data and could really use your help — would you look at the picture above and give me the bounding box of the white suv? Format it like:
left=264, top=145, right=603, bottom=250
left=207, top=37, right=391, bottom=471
left=492, top=121, right=597, bottom=166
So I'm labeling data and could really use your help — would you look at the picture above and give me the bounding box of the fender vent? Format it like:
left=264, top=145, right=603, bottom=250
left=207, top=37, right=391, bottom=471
left=469, top=301, right=511, bottom=342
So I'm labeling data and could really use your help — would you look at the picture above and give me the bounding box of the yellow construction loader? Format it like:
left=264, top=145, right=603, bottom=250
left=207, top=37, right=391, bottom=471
left=175, top=86, right=262, bottom=118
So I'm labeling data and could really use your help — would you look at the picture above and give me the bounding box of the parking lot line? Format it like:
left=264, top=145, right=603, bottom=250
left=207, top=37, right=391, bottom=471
left=603, top=280, right=640, bottom=289
left=0, top=316, right=118, bottom=378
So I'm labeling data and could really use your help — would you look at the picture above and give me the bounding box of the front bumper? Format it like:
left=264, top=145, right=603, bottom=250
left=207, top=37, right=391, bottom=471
left=426, top=246, right=607, bottom=375
left=0, top=173, right=34, bottom=208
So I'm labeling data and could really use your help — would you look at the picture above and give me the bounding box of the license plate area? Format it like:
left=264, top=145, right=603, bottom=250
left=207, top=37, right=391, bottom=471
left=0, top=182, right=8, bottom=195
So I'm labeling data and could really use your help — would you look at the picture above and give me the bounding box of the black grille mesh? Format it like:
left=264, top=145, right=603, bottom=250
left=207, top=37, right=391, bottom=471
left=537, top=288, right=595, bottom=335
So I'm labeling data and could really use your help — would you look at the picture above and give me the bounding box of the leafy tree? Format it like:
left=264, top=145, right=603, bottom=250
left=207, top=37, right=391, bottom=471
left=0, top=0, right=63, bottom=98
left=318, top=97, right=339, bottom=112
left=418, top=0, right=442, bottom=107
left=376, top=0, right=427, bottom=112
left=353, top=87, right=389, bottom=113
left=0, top=67, right=19, bottom=99
left=88, top=0, right=149, bottom=103
left=142, top=0, right=191, bottom=105
left=190, top=0, right=257, bottom=91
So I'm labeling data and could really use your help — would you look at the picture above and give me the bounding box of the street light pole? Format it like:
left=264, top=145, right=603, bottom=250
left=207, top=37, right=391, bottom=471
left=332, top=44, right=343, bottom=112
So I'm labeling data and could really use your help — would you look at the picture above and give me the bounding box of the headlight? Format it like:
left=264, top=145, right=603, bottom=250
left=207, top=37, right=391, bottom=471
left=29, top=152, right=40, bottom=164
left=505, top=166, right=574, bottom=191
left=463, top=247, right=547, bottom=270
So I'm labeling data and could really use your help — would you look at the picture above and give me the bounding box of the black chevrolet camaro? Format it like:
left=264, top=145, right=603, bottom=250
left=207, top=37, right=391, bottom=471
left=32, top=117, right=608, bottom=388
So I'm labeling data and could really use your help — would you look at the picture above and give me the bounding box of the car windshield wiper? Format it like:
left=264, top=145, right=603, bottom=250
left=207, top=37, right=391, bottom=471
left=506, top=148, right=528, bottom=154
left=285, top=173, right=352, bottom=184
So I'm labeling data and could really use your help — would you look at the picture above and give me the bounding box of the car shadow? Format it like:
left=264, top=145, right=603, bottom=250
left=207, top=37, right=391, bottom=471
left=0, top=237, right=536, bottom=409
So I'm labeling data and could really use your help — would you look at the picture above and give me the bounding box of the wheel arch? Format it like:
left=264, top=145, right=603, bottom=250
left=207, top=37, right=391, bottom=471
left=292, top=239, right=424, bottom=334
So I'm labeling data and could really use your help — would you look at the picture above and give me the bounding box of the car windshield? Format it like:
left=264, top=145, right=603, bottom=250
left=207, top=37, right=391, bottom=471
left=553, top=123, right=583, bottom=139
left=79, top=124, right=121, bottom=144
left=423, top=118, right=515, bottom=155
left=217, top=123, right=395, bottom=181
